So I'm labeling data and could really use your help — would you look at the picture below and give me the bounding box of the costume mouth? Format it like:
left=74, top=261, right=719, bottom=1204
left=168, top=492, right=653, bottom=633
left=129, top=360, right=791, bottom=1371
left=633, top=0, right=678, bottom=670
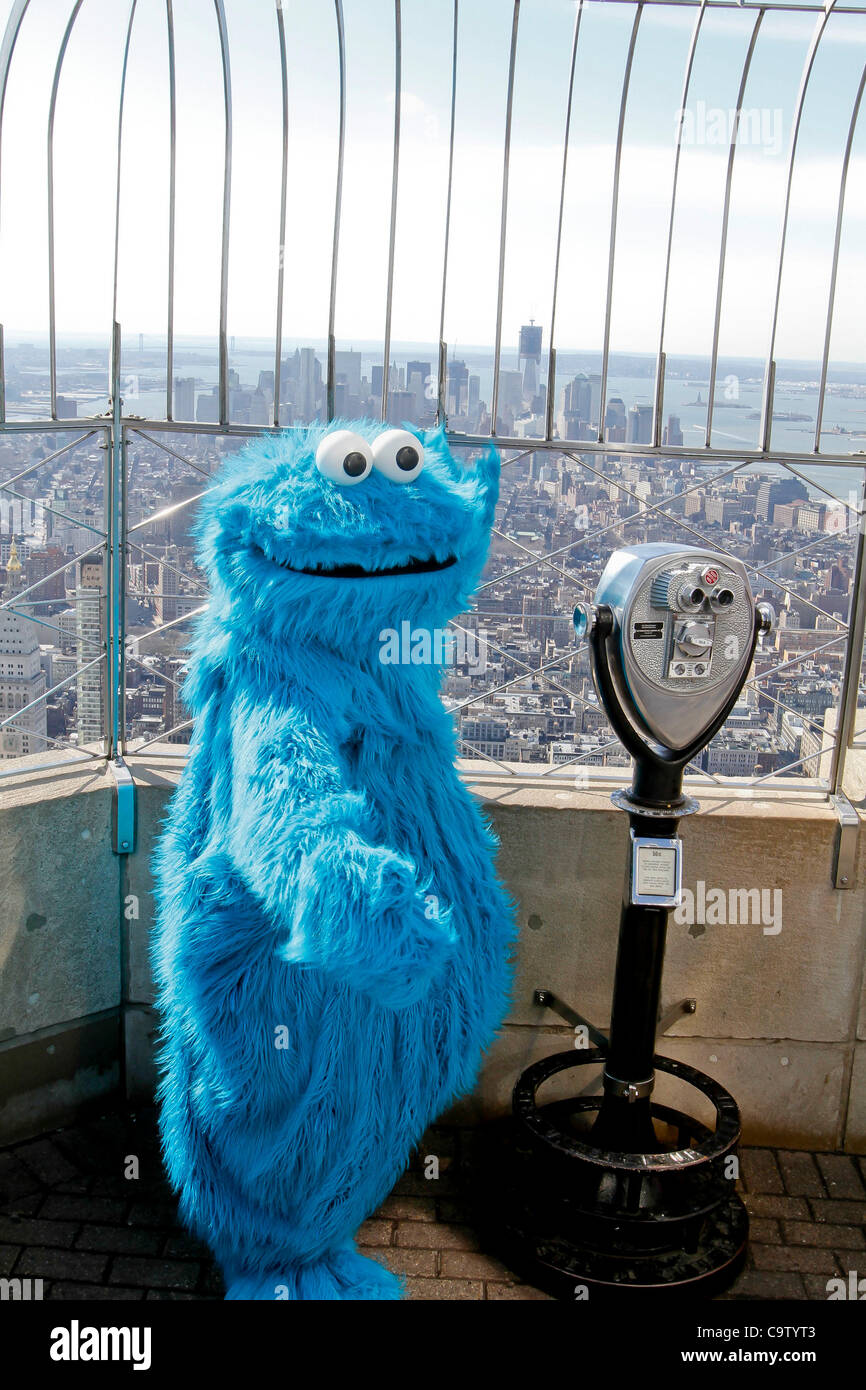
left=257, top=548, right=458, bottom=579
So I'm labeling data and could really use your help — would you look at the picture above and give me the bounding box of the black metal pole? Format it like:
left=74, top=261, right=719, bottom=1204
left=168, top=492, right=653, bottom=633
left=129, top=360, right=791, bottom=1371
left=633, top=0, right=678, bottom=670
left=591, top=773, right=685, bottom=1151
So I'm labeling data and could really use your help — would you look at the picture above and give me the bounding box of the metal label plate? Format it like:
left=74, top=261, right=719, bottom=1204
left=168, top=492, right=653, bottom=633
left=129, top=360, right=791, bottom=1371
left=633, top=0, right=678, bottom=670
left=630, top=831, right=682, bottom=907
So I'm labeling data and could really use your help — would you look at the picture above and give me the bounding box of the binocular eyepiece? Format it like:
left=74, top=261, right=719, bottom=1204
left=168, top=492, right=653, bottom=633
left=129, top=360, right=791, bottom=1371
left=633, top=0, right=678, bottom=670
left=573, top=543, right=773, bottom=769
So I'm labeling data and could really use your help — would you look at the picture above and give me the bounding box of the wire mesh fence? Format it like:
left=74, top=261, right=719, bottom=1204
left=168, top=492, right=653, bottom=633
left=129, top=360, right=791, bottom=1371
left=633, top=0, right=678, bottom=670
left=0, top=0, right=864, bottom=794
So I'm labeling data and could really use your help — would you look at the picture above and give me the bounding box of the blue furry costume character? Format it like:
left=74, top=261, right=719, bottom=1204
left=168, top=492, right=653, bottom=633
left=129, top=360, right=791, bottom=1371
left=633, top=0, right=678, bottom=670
left=152, top=421, right=515, bottom=1300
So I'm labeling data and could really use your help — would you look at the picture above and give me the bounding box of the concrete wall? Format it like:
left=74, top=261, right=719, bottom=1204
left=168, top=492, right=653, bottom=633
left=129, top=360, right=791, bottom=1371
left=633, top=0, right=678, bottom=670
left=0, top=760, right=120, bottom=1141
left=0, top=751, right=864, bottom=1151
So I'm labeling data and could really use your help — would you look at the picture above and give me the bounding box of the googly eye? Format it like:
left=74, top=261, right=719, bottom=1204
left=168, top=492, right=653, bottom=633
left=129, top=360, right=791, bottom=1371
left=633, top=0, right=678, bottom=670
left=315, top=430, right=373, bottom=486
left=371, top=429, right=425, bottom=483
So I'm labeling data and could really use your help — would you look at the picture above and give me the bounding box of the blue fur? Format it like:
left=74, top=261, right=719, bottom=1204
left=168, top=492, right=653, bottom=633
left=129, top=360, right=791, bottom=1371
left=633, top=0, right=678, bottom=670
left=151, top=420, right=516, bottom=1300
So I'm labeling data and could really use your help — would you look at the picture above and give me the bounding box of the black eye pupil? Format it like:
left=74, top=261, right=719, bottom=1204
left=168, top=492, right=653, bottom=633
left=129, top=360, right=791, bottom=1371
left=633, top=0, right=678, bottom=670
left=343, top=451, right=368, bottom=477
left=395, top=446, right=419, bottom=471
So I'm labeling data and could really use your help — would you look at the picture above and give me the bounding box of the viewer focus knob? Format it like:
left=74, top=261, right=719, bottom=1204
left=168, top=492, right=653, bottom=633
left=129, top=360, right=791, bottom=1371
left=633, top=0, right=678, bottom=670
left=675, top=621, right=713, bottom=658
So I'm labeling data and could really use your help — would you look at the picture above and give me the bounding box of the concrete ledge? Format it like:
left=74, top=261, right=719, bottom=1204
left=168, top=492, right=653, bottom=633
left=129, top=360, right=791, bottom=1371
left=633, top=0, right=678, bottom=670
left=0, top=751, right=863, bottom=1150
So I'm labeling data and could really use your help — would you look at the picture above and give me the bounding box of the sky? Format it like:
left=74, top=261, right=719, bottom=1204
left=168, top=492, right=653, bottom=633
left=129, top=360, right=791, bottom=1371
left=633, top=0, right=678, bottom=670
left=0, top=0, right=865, bottom=364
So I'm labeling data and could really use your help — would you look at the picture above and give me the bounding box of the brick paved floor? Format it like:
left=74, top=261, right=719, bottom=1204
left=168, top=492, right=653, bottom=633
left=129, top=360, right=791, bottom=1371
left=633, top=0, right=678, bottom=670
left=0, top=1108, right=863, bottom=1301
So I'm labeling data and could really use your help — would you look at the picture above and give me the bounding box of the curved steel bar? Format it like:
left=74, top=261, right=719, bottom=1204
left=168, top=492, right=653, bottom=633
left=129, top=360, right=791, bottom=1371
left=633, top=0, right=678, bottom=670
left=0, top=654, right=104, bottom=732
left=127, top=650, right=186, bottom=691
left=131, top=718, right=194, bottom=751
left=436, top=0, right=458, bottom=427
left=2, top=483, right=106, bottom=537
left=490, top=0, right=520, bottom=436
left=455, top=739, right=518, bottom=776
left=213, top=0, right=232, bottom=427
left=111, top=2, right=139, bottom=336
left=165, top=0, right=176, bottom=418
left=487, top=524, right=594, bottom=593
left=779, top=456, right=864, bottom=515
left=557, top=445, right=848, bottom=627
left=545, top=0, right=583, bottom=442
left=0, top=0, right=30, bottom=208
left=537, top=737, right=621, bottom=777
left=705, top=9, right=764, bottom=446
left=4, top=607, right=102, bottom=653
left=813, top=58, right=866, bottom=451
left=380, top=0, right=402, bottom=423
left=125, top=536, right=209, bottom=595
left=0, top=725, right=104, bottom=758
left=597, top=3, right=643, bottom=444
left=134, top=605, right=209, bottom=644
left=830, top=485, right=866, bottom=790
left=0, top=0, right=32, bottom=422
left=48, top=0, right=86, bottom=421
left=128, top=426, right=214, bottom=480
left=653, top=0, right=707, bottom=447
left=484, top=457, right=749, bottom=593
left=273, top=0, right=289, bottom=429
left=600, top=1, right=856, bottom=10
left=128, top=487, right=218, bottom=535
left=759, top=1, right=838, bottom=452
left=447, top=616, right=583, bottom=706
left=0, top=427, right=95, bottom=492
left=0, top=541, right=104, bottom=611
left=445, top=659, right=579, bottom=716
left=327, top=0, right=347, bottom=422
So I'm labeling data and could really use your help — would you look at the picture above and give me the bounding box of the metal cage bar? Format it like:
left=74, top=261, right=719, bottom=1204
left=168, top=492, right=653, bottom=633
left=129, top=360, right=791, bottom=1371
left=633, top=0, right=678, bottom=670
left=653, top=0, right=707, bottom=447
left=165, top=0, right=177, bottom=420
left=596, top=3, right=643, bottom=445
left=273, top=0, right=289, bottom=430
left=47, top=1, right=85, bottom=421
left=436, top=0, right=459, bottom=428
left=758, top=0, right=838, bottom=453
left=214, top=0, right=232, bottom=428
left=489, top=0, right=520, bottom=436
left=326, top=0, right=347, bottom=423
left=0, top=0, right=862, bottom=800
left=545, top=0, right=583, bottom=442
left=814, top=57, right=866, bottom=451
left=705, top=9, right=764, bottom=446
left=380, top=1, right=402, bottom=424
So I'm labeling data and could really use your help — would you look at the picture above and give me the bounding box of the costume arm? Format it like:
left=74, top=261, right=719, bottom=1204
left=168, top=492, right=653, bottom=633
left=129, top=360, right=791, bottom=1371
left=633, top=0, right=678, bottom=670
left=224, top=696, right=454, bottom=1009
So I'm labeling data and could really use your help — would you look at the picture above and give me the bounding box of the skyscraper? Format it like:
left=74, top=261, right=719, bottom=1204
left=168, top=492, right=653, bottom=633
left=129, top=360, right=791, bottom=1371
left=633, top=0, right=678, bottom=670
left=626, top=404, right=653, bottom=445
left=407, top=361, right=431, bottom=393
left=335, top=351, right=362, bottom=397
left=756, top=478, right=809, bottom=522
left=446, top=360, right=469, bottom=416
left=298, top=349, right=322, bottom=420
left=0, top=539, right=47, bottom=760
left=386, top=391, right=416, bottom=427
left=519, top=323, right=543, bottom=401
left=75, top=554, right=106, bottom=749
left=155, top=547, right=179, bottom=625
left=662, top=415, right=683, bottom=447
left=174, top=378, right=196, bottom=420
left=604, top=397, right=626, bottom=442
left=558, top=374, right=594, bottom=438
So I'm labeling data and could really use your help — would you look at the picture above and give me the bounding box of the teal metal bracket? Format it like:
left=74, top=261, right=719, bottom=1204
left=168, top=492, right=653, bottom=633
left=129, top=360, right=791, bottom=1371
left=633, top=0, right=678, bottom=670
left=111, top=756, right=136, bottom=855
left=831, top=791, right=859, bottom=890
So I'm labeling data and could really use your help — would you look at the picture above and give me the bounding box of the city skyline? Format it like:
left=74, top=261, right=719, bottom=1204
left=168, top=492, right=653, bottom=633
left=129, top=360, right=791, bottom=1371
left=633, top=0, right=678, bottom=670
left=0, top=320, right=861, bottom=780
